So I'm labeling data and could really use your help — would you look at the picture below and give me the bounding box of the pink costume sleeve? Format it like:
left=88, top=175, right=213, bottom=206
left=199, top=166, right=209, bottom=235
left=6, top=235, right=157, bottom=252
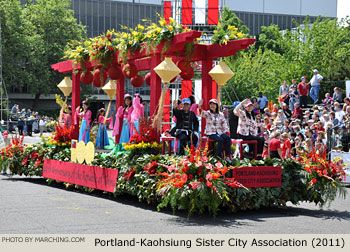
left=131, top=97, right=143, bottom=122
left=84, top=110, right=92, bottom=125
left=190, top=103, right=199, bottom=116
left=112, top=106, right=124, bottom=137
left=74, top=107, right=83, bottom=125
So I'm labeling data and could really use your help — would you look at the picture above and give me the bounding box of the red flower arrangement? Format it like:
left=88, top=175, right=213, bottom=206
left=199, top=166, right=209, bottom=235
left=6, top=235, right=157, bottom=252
left=124, top=168, right=136, bottom=180
left=144, top=161, right=158, bottom=174
left=155, top=144, right=246, bottom=198
left=298, top=149, right=346, bottom=188
left=52, top=125, right=74, bottom=144
left=129, top=117, right=157, bottom=144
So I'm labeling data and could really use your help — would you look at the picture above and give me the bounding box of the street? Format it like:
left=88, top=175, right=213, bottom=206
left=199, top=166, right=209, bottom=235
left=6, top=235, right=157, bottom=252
left=0, top=173, right=349, bottom=234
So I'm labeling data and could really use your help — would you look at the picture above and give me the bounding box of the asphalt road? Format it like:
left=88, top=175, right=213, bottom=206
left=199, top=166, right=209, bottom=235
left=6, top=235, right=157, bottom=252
left=0, top=173, right=349, bottom=234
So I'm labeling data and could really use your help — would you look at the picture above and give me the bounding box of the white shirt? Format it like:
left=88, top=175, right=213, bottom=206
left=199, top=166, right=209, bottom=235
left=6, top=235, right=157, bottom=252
left=310, top=73, right=323, bottom=87
left=39, top=119, right=45, bottom=126
left=335, top=110, right=345, bottom=123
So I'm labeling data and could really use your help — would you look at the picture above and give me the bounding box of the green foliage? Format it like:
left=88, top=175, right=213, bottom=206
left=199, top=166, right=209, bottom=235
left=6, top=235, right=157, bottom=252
left=223, top=16, right=350, bottom=103
left=0, top=0, right=86, bottom=108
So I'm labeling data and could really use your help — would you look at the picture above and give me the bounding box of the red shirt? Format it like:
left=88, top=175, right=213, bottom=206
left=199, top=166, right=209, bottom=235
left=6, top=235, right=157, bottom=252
left=282, top=139, right=291, bottom=158
left=269, top=138, right=281, bottom=151
left=292, top=107, right=303, bottom=119
left=297, top=82, right=309, bottom=96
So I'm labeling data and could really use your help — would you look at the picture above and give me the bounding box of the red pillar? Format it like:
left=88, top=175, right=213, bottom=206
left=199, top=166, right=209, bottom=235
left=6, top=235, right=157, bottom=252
left=71, top=72, right=80, bottom=140
left=150, top=54, right=162, bottom=140
left=212, top=81, right=217, bottom=99
left=163, top=90, right=171, bottom=131
left=115, top=76, right=125, bottom=144
left=181, top=80, right=192, bottom=99
left=201, top=59, right=213, bottom=134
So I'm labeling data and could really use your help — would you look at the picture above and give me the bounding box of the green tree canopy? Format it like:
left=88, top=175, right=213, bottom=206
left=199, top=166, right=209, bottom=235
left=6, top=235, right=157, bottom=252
left=1, top=0, right=87, bottom=109
left=223, top=16, right=350, bottom=103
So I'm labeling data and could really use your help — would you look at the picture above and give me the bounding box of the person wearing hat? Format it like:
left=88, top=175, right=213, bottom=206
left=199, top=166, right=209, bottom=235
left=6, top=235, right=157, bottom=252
left=76, top=100, right=92, bottom=144
left=113, top=94, right=133, bottom=146
left=234, top=99, right=265, bottom=159
left=95, top=108, right=113, bottom=149
left=171, top=98, right=199, bottom=155
left=307, top=69, right=323, bottom=104
left=297, top=76, right=309, bottom=108
left=201, top=99, right=232, bottom=159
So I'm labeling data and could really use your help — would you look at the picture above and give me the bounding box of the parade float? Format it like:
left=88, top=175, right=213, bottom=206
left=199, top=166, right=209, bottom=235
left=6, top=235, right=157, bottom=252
left=0, top=17, right=347, bottom=217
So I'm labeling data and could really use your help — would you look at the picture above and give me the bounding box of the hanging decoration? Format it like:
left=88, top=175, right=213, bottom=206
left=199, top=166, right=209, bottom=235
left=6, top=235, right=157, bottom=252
left=108, top=65, right=123, bottom=80
left=93, top=68, right=107, bottom=87
left=57, top=77, right=72, bottom=123
left=131, top=75, right=144, bottom=88
left=152, top=57, right=181, bottom=131
left=208, top=61, right=235, bottom=106
left=177, top=60, right=194, bottom=80
left=80, top=71, right=93, bottom=85
left=102, top=80, right=117, bottom=125
left=145, top=72, right=151, bottom=85
left=122, top=63, right=138, bottom=78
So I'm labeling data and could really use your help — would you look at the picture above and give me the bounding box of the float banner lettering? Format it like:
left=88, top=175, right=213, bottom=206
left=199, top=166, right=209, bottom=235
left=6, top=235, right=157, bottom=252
left=43, top=159, right=118, bottom=192
left=232, top=166, right=282, bottom=187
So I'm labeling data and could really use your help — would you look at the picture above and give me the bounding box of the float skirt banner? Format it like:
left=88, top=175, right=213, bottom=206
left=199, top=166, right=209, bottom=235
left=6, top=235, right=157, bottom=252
left=43, top=159, right=118, bottom=192
left=232, top=166, right=282, bottom=187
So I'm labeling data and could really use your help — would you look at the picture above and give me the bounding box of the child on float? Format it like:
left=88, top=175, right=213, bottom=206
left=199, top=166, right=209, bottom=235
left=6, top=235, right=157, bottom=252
left=95, top=108, right=113, bottom=149
left=61, top=105, right=73, bottom=128
left=201, top=99, right=232, bottom=160
left=112, top=94, right=133, bottom=147
left=76, top=100, right=92, bottom=144
left=130, top=93, right=144, bottom=135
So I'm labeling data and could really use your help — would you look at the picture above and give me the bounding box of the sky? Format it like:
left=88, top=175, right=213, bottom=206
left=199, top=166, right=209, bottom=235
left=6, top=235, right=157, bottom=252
left=337, top=0, right=350, bottom=19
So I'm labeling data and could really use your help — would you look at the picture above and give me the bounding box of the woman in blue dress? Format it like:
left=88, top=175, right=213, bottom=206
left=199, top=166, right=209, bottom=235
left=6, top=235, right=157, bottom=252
left=76, top=101, right=92, bottom=144
left=95, top=108, right=112, bottom=149
left=112, top=94, right=133, bottom=147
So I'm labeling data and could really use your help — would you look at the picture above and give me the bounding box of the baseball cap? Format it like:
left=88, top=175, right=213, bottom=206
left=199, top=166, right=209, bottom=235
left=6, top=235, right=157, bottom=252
left=209, top=99, right=218, bottom=105
left=313, top=69, right=318, bottom=73
left=244, top=101, right=253, bottom=108
left=233, top=101, right=240, bottom=109
left=182, top=98, right=191, bottom=104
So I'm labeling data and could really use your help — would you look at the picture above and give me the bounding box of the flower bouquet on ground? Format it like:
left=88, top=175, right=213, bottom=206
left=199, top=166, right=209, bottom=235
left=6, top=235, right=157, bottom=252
left=123, top=117, right=161, bottom=158
left=0, top=135, right=25, bottom=174
left=298, top=149, right=347, bottom=206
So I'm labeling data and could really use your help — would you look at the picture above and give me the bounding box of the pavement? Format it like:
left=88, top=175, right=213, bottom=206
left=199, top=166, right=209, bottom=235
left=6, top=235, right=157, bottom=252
left=0, top=173, right=349, bottom=234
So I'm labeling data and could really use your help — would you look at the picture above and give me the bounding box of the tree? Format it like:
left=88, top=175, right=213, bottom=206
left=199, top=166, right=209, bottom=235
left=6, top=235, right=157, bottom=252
left=223, top=16, right=350, bottom=103
left=1, top=0, right=87, bottom=109
left=23, top=0, right=87, bottom=109
left=0, top=0, right=31, bottom=89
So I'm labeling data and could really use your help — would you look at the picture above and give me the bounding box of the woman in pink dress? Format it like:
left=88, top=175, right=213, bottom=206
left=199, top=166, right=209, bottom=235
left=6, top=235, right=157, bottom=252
left=130, top=93, right=144, bottom=135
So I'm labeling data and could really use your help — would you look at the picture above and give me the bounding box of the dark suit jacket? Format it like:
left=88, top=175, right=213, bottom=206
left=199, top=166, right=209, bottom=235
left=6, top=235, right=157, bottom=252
left=170, top=109, right=199, bottom=136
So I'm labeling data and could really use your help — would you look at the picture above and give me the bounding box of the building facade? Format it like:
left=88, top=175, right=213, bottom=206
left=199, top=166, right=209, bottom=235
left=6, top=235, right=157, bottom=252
left=12, top=0, right=337, bottom=111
